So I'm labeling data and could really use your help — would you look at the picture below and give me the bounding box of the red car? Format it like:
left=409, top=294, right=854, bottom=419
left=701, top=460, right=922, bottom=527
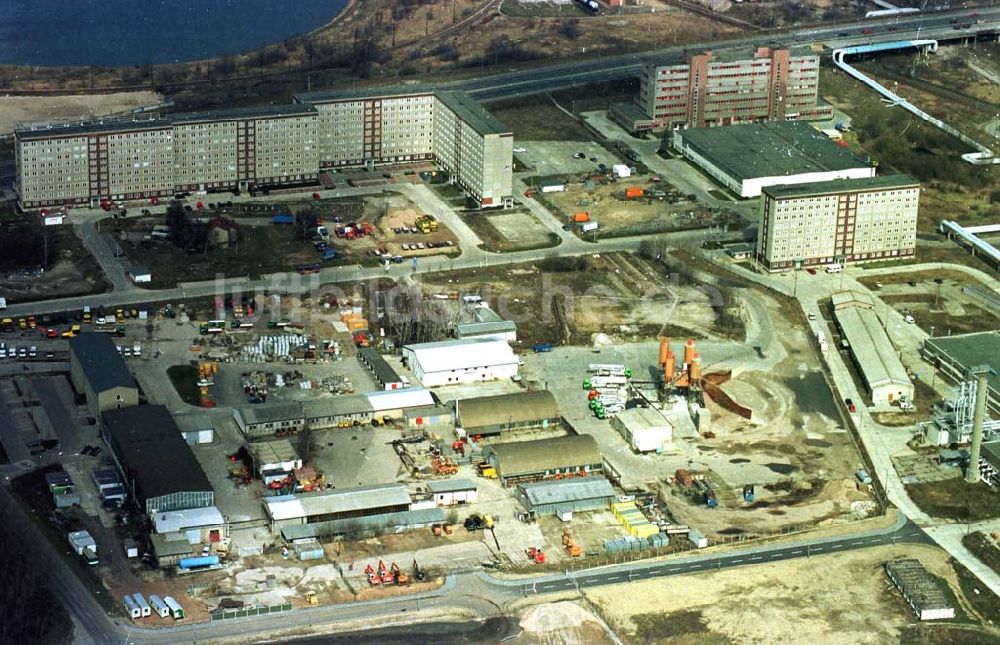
left=846, top=398, right=857, bottom=413
left=806, top=267, right=817, bottom=275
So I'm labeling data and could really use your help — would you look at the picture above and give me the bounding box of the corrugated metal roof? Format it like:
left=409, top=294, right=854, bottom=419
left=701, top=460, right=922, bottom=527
left=236, top=403, right=304, bottom=425
left=455, top=321, right=517, bottom=337
left=404, top=338, right=517, bottom=374
left=301, top=396, right=373, bottom=419
left=281, top=507, right=445, bottom=540
left=457, top=391, right=559, bottom=430
left=426, top=479, right=477, bottom=493
left=519, top=478, right=614, bottom=506
left=150, top=533, right=193, bottom=557
left=485, top=435, right=602, bottom=478
left=265, top=484, right=411, bottom=521
left=69, top=333, right=137, bottom=394
left=152, top=506, right=224, bottom=534
left=248, top=439, right=300, bottom=466
left=358, top=347, right=403, bottom=386
left=613, top=407, right=671, bottom=431
left=835, top=305, right=911, bottom=390
left=366, top=388, right=434, bottom=411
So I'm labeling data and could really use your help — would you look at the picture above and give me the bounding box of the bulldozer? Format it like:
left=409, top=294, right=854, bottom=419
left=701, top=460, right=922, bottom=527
left=563, top=530, right=583, bottom=557
left=477, top=464, right=498, bottom=479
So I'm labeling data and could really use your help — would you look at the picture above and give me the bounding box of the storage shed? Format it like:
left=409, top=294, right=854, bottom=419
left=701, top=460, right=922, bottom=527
left=516, top=477, right=615, bottom=516
left=151, top=506, right=226, bottom=544
left=885, top=559, right=956, bottom=621
left=264, top=483, right=412, bottom=533
left=483, top=435, right=603, bottom=485
left=402, top=338, right=519, bottom=387
left=248, top=439, right=302, bottom=476
left=150, top=533, right=194, bottom=568
left=366, top=388, right=435, bottom=418
left=456, top=390, right=560, bottom=439
left=279, top=507, right=446, bottom=541
left=302, top=396, right=374, bottom=428
left=357, top=347, right=408, bottom=390
left=69, top=333, right=139, bottom=418
left=426, top=479, right=478, bottom=506
left=233, top=403, right=306, bottom=439
left=404, top=404, right=453, bottom=430
left=611, top=407, right=672, bottom=453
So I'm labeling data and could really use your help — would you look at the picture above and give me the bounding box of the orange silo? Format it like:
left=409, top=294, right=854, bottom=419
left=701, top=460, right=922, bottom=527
left=684, top=338, right=696, bottom=366
left=659, top=337, right=670, bottom=367
left=664, top=350, right=676, bottom=383
left=690, top=353, right=702, bottom=382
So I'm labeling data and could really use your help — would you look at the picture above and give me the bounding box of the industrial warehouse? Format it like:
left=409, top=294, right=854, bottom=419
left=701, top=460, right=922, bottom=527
left=455, top=390, right=561, bottom=440
left=14, top=90, right=512, bottom=209
left=69, top=333, right=139, bottom=418
left=922, top=331, right=1000, bottom=414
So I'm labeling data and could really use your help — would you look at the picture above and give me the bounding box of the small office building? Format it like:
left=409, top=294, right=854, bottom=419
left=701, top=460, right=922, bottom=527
left=69, top=333, right=139, bottom=418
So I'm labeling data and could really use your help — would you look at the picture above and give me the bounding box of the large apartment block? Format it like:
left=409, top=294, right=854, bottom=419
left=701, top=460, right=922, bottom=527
left=295, top=87, right=513, bottom=208
left=756, top=175, right=920, bottom=272
left=612, top=46, right=831, bottom=132
left=17, top=90, right=512, bottom=209
left=15, top=105, right=318, bottom=208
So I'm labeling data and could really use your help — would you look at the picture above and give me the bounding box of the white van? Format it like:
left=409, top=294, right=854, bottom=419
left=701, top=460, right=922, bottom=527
left=825, top=264, right=842, bottom=274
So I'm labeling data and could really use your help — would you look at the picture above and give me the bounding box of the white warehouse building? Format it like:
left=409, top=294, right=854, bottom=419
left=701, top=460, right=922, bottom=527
left=402, top=338, right=519, bottom=387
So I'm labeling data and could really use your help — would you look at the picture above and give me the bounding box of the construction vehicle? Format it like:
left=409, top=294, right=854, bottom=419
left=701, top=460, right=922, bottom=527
left=743, top=484, right=755, bottom=503
left=304, top=591, right=318, bottom=605
left=26, top=316, right=36, bottom=329
left=526, top=547, right=546, bottom=564
left=431, top=457, right=458, bottom=475
left=378, top=560, right=394, bottom=585
left=115, top=309, right=125, bottom=324
left=391, top=562, right=408, bottom=585
left=415, top=215, right=438, bottom=233
left=364, top=564, right=381, bottom=586
left=82, top=306, right=92, bottom=324
left=563, top=530, right=583, bottom=557
left=18, top=318, right=27, bottom=330
left=412, top=559, right=426, bottom=581
left=477, top=464, right=498, bottom=479
left=1, top=318, right=13, bottom=332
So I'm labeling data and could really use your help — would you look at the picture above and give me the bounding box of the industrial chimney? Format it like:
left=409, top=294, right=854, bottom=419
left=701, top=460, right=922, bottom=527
left=966, top=365, right=993, bottom=484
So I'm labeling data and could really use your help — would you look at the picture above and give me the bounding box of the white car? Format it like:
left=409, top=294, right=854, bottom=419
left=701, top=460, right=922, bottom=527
left=904, top=314, right=915, bottom=324
left=513, top=147, right=526, bottom=153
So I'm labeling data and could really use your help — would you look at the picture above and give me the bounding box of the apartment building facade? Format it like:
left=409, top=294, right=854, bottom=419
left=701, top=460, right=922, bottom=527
left=756, top=175, right=920, bottom=271
left=16, top=105, right=318, bottom=208
left=612, top=46, right=831, bottom=132
left=296, top=88, right=512, bottom=207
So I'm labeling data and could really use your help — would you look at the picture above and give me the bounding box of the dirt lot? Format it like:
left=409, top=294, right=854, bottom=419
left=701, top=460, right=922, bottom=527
left=0, top=226, right=111, bottom=303
left=460, top=209, right=559, bottom=252
left=585, top=544, right=1000, bottom=644
left=541, top=179, right=726, bottom=238
left=0, top=91, right=162, bottom=134
left=418, top=252, right=726, bottom=347
left=857, top=272, right=1000, bottom=338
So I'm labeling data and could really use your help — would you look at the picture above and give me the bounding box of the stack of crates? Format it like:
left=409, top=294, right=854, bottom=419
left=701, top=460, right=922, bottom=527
left=611, top=501, right=660, bottom=539
left=648, top=533, right=670, bottom=549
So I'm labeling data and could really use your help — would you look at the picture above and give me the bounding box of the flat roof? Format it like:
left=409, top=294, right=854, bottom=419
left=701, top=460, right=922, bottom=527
left=301, top=395, right=373, bottom=419
left=614, top=406, right=671, bottom=431
left=924, top=331, right=1000, bottom=395
left=676, top=121, right=869, bottom=182
left=456, top=390, right=559, bottom=430
left=358, top=347, right=403, bottom=386
left=236, top=403, right=304, bottom=426
left=69, top=333, right=137, bottom=394
left=456, top=321, right=517, bottom=337
left=16, top=117, right=170, bottom=140
left=152, top=506, right=224, bottom=534
left=281, top=507, right=445, bottom=540
left=404, top=338, right=518, bottom=374
left=835, top=306, right=911, bottom=390
left=365, top=388, right=435, bottom=411
left=150, top=533, right=193, bottom=557
left=436, top=91, right=511, bottom=136
left=519, top=477, right=614, bottom=506
left=294, top=84, right=437, bottom=104
left=426, top=478, right=478, bottom=493
left=763, top=174, right=918, bottom=199
left=103, top=406, right=213, bottom=501
left=170, top=104, right=316, bottom=124
left=265, top=483, right=411, bottom=521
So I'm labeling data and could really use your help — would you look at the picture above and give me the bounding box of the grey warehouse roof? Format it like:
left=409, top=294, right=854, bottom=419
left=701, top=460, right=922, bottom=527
left=763, top=174, right=918, bottom=200
left=834, top=305, right=911, bottom=390
left=426, top=478, right=477, bottom=493
left=924, top=331, right=1000, bottom=396
left=69, top=333, right=137, bottom=393
left=358, top=347, right=403, bottom=386
left=281, top=507, right=445, bottom=541
left=265, top=483, right=411, bottom=521
left=485, top=435, right=601, bottom=478
left=237, top=403, right=305, bottom=425
left=103, top=406, right=212, bottom=500
left=676, top=121, right=868, bottom=182
left=519, top=477, right=614, bottom=506
left=301, top=396, right=373, bottom=419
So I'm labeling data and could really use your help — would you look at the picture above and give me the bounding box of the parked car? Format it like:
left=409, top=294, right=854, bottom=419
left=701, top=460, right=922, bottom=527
left=845, top=398, right=857, bottom=413
left=514, top=147, right=526, bottom=153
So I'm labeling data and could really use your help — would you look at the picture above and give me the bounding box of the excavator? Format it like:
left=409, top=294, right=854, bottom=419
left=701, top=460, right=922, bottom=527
left=391, top=562, right=408, bottom=585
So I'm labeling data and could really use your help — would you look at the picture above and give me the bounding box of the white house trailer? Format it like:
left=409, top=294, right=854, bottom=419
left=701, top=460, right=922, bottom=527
left=149, top=594, right=170, bottom=618
left=132, top=593, right=152, bottom=617
left=164, top=596, right=185, bottom=620
left=123, top=595, right=142, bottom=620
left=402, top=338, right=518, bottom=387
left=426, top=479, right=478, bottom=506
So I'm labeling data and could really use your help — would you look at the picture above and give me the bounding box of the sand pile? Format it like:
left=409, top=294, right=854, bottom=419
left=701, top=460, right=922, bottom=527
left=519, top=602, right=616, bottom=645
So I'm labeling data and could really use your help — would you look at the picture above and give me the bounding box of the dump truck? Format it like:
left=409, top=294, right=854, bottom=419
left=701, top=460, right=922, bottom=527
left=572, top=212, right=590, bottom=223
left=624, top=186, right=644, bottom=199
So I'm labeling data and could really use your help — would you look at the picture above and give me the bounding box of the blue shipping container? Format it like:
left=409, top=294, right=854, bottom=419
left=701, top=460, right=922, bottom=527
left=178, top=555, right=220, bottom=570
left=272, top=214, right=294, bottom=225
left=322, top=249, right=338, bottom=260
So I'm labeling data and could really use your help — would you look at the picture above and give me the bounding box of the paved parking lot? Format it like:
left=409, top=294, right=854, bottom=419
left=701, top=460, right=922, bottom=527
left=516, top=141, right=622, bottom=178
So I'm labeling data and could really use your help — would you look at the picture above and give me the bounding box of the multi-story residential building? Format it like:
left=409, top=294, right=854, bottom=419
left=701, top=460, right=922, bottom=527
left=756, top=175, right=920, bottom=271
left=16, top=90, right=512, bottom=209
left=611, top=46, right=831, bottom=133
left=15, top=105, right=317, bottom=209
left=296, top=87, right=513, bottom=208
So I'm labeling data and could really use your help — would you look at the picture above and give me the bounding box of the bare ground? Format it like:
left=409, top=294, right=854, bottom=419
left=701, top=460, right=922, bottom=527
left=0, top=91, right=162, bottom=134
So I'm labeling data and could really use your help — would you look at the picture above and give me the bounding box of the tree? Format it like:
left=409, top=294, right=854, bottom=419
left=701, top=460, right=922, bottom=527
left=559, top=21, right=581, bottom=40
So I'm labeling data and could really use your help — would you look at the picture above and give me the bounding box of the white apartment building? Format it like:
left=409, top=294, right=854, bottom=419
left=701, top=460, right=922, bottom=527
left=297, top=88, right=513, bottom=208
left=756, top=175, right=920, bottom=271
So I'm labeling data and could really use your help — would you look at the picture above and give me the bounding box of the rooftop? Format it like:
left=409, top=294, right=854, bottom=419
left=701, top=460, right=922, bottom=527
left=485, top=435, right=602, bottom=478
left=404, top=338, right=518, bottom=374
left=151, top=506, right=225, bottom=534
left=69, top=333, right=137, bottom=394
left=834, top=306, right=911, bottom=390
left=264, top=483, right=411, bottom=521
left=16, top=117, right=170, bottom=139
left=435, top=91, right=511, bottom=137
left=102, top=406, right=213, bottom=501
left=614, top=406, right=671, bottom=430
left=280, top=507, right=445, bottom=540
left=426, top=478, right=478, bottom=493
left=924, top=331, right=1000, bottom=395
left=676, top=121, right=869, bottom=182
left=150, top=533, right=194, bottom=557
left=519, top=477, right=615, bottom=506
left=365, top=388, right=435, bottom=411
left=456, top=390, right=559, bottom=430
left=170, top=104, right=316, bottom=124
left=247, top=439, right=300, bottom=467
left=763, top=174, right=919, bottom=199
left=235, top=403, right=304, bottom=426
left=301, top=395, right=373, bottom=419
left=357, top=347, right=403, bottom=386
left=294, top=84, right=437, bottom=104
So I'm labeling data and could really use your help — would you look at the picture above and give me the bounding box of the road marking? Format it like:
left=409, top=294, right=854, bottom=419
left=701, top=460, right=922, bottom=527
left=732, top=559, right=743, bottom=563
left=850, top=541, right=863, bottom=545
left=750, top=555, right=762, bottom=561
left=791, top=550, right=803, bottom=555
left=607, top=575, right=624, bottom=581
left=813, top=546, right=824, bottom=552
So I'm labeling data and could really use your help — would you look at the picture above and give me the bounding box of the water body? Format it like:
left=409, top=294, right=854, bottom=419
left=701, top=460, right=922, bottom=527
left=783, top=372, right=840, bottom=421
left=0, top=0, right=348, bottom=67
left=280, top=617, right=520, bottom=645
